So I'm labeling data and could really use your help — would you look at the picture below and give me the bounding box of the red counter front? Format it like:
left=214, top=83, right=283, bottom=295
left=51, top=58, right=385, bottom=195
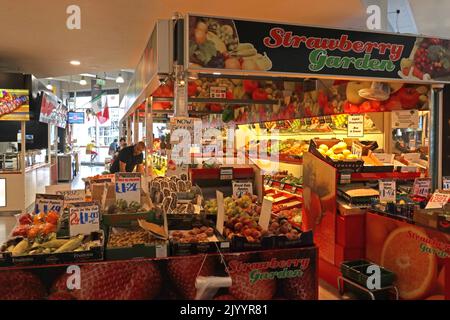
left=0, top=246, right=318, bottom=300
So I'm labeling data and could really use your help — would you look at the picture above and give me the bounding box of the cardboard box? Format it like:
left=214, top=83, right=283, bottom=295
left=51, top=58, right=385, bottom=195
left=413, top=209, right=440, bottom=229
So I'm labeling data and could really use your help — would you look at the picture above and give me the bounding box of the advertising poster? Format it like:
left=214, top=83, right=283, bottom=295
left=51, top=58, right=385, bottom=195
left=366, top=212, right=449, bottom=300
left=188, top=15, right=450, bottom=83
left=0, top=89, right=29, bottom=121
left=302, top=152, right=337, bottom=265
left=39, top=91, right=67, bottom=128
left=0, top=246, right=317, bottom=300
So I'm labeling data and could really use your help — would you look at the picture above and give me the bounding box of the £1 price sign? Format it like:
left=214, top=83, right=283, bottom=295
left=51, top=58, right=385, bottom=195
left=379, top=180, right=396, bottom=202
left=115, top=173, right=141, bottom=204
left=69, top=203, right=100, bottom=236
left=413, top=178, right=431, bottom=197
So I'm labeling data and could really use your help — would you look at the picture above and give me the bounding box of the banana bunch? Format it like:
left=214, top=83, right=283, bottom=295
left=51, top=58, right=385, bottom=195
left=233, top=43, right=272, bottom=71
left=290, top=119, right=302, bottom=131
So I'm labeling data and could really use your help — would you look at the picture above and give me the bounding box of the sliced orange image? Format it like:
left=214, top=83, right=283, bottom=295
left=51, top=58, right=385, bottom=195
left=381, top=226, right=438, bottom=300
left=425, top=295, right=445, bottom=300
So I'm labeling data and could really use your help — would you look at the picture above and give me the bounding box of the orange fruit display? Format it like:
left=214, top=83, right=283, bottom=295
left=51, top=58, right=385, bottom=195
left=425, top=295, right=445, bottom=300
left=366, top=213, right=398, bottom=263
left=381, top=226, right=438, bottom=300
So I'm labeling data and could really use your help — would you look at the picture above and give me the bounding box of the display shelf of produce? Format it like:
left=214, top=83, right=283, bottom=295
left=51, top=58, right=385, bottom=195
left=347, top=171, right=421, bottom=182
left=265, top=180, right=303, bottom=197
left=189, top=167, right=254, bottom=181
left=247, top=154, right=303, bottom=165
left=188, top=97, right=278, bottom=105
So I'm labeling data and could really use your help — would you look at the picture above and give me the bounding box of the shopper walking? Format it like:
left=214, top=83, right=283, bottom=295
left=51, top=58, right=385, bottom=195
left=108, top=139, right=118, bottom=156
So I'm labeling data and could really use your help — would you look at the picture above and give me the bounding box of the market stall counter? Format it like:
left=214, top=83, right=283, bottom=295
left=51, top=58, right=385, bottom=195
left=0, top=246, right=318, bottom=300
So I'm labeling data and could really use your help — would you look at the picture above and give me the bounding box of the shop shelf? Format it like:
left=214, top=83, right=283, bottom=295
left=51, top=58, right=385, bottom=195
left=349, top=171, right=421, bottom=182
left=188, top=97, right=278, bottom=105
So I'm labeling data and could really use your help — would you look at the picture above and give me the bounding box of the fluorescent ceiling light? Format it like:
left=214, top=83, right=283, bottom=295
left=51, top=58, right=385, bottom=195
left=116, top=73, right=125, bottom=84
left=70, top=60, right=81, bottom=66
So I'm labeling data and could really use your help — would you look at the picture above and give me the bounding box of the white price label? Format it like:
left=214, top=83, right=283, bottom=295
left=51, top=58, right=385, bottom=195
left=413, top=178, right=431, bottom=197
left=409, top=138, right=416, bottom=150
left=115, top=173, right=141, bottom=204
left=425, top=192, right=450, bottom=209
left=372, top=153, right=394, bottom=164
left=347, top=114, right=364, bottom=137
left=443, top=177, right=450, bottom=190
left=352, top=142, right=363, bottom=158
left=259, top=197, right=273, bottom=230
left=69, top=203, right=100, bottom=236
left=232, top=180, right=253, bottom=198
left=379, top=180, right=396, bottom=202
left=35, top=194, right=64, bottom=214
left=392, top=110, right=419, bottom=129
left=56, top=189, right=85, bottom=204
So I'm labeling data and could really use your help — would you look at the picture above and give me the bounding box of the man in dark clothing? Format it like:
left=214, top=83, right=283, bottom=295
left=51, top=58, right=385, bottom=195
left=110, top=141, right=145, bottom=173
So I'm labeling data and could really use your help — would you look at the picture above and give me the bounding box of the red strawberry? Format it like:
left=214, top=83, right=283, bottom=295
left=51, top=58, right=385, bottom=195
left=214, top=294, right=236, bottom=300
left=281, top=266, right=317, bottom=300
left=167, top=255, right=215, bottom=299
left=229, top=269, right=276, bottom=300
left=0, top=270, right=46, bottom=300
left=48, top=292, right=77, bottom=300
left=51, top=261, right=162, bottom=300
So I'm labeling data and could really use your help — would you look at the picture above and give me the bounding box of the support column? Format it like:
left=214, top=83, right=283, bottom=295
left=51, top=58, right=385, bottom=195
left=430, top=84, right=443, bottom=189
left=126, top=117, right=132, bottom=146
left=145, top=98, right=154, bottom=177
left=133, top=112, right=139, bottom=144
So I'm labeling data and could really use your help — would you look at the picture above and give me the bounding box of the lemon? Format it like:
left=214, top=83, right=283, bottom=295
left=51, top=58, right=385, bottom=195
left=337, top=154, right=344, bottom=160
left=337, top=142, right=347, bottom=149
left=325, top=149, right=334, bottom=157
left=319, top=144, right=329, bottom=152
left=342, top=149, right=351, bottom=156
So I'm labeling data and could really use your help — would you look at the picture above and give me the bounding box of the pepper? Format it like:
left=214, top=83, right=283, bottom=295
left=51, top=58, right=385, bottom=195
left=397, top=87, right=420, bottom=109
left=243, top=80, right=259, bottom=93
left=222, top=107, right=234, bottom=123
left=252, top=88, right=268, bottom=100
left=188, top=81, right=197, bottom=97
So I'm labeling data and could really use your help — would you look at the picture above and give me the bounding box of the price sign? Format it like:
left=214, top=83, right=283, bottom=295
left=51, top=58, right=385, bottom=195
left=413, top=178, right=431, bottom=197
left=279, top=183, right=286, bottom=190
left=425, top=191, right=450, bottom=209
left=259, top=197, right=273, bottom=230
left=379, top=180, right=396, bottom=202
left=268, top=180, right=274, bottom=187
left=56, top=189, right=85, bottom=205
left=443, top=177, right=450, bottom=190
left=69, top=203, right=100, bottom=236
left=264, top=178, right=270, bottom=186
left=347, top=114, right=364, bottom=137
left=115, top=173, right=141, bottom=204
left=220, top=167, right=233, bottom=180
left=372, top=153, right=394, bottom=164
left=209, top=86, right=227, bottom=99
left=352, top=142, right=363, bottom=158
left=232, top=180, right=253, bottom=197
left=392, top=110, right=419, bottom=129
left=291, top=186, right=297, bottom=194
left=409, top=138, right=416, bottom=150
left=216, top=191, right=225, bottom=234
left=35, top=194, right=64, bottom=214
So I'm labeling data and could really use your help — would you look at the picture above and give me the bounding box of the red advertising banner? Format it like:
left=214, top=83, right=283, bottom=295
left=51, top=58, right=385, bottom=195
left=39, top=91, right=67, bottom=128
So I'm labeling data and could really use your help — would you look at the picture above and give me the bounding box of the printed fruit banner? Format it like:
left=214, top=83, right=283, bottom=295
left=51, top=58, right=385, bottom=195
left=188, top=77, right=430, bottom=125
left=366, top=212, right=449, bottom=300
left=188, top=15, right=450, bottom=83
left=302, top=152, right=337, bottom=265
left=0, top=246, right=317, bottom=300
left=0, top=89, right=29, bottom=121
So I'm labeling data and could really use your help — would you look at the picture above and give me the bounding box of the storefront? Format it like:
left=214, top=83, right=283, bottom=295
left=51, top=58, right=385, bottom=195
left=1, top=13, right=449, bottom=301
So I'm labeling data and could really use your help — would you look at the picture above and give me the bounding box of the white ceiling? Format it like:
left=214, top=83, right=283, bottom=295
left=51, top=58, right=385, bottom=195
left=0, top=0, right=448, bottom=79
left=0, top=0, right=367, bottom=78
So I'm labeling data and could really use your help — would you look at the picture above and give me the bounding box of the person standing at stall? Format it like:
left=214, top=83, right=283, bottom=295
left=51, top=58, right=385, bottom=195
left=110, top=141, right=145, bottom=173
left=108, top=139, right=118, bottom=156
